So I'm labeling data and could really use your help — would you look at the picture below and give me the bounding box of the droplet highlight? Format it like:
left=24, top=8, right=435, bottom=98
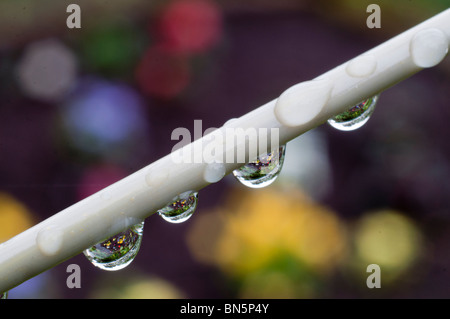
left=158, top=191, right=198, bottom=223
left=233, top=145, right=286, bottom=188
left=327, top=95, right=379, bottom=131
left=83, top=222, right=144, bottom=271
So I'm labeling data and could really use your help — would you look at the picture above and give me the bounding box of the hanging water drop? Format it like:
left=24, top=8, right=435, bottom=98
left=83, top=221, right=144, bottom=271
left=327, top=95, right=379, bottom=131
left=1, top=291, right=7, bottom=299
left=232, top=145, right=286, bottom=188
left=158, top=191, right=198, bottom=224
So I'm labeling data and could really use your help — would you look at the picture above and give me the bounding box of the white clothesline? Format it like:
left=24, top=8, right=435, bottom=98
left=0, top=8, right=449, bottom=292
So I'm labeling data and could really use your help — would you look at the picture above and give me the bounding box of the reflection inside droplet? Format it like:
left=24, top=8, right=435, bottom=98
left=232, top=145, right=286, bottom=188
left=327, top=95, right=379, bottom=131
left=158, top=191, right=198, bottom=224
left=83, top=222, right=144, bottom=271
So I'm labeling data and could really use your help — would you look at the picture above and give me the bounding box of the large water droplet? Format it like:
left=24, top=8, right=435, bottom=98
left=410, top=28, right=449, bottom=68
left=232, top=145, right=286, bottom=188
left=275, top=79, right=332, bottom=127
left=327, top=95, right=379, bottom=131
left=158, top=191, right=198, bottom=224
left=83, top=222, right=144, bottom=271
left=203, top=161, right=226, bottom=184
left=1, top=291, right=7, bottom=299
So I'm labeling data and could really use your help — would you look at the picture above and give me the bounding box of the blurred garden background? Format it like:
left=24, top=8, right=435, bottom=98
left=1, top=0, right=450, bottom=298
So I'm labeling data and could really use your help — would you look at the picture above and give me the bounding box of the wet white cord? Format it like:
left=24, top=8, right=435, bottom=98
left=0, top=9, right=449, bottom=292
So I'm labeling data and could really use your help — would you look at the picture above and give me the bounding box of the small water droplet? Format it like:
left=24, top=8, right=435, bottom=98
left=145, top=167, right=169, bottom=188
left=233, top=145, right=286, bottom=188
left=158, top=191, right=198, bottom=223
left=36, top=225, right=64, bottom=256
left=203, top=161, right=226, bottom=183
left=99, top=190, right=112, bottom=201
left=327, top=95, right=379, bottom=131
left=1, top=291, right=7, bottom=299
left=346, top=55, right=377, bottom=78
left=223, top=117, right=237, bottom=127
left=83, top=222, right=144, bottom=271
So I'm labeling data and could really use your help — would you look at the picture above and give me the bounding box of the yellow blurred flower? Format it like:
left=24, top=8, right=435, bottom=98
left=90, top=273, right=185, bottom=299
left=239, top=270, right=306, bottom=299
left=187, top=186, right=348, bottom=297
left=347, top=209, right=424, bottom=286
left=0, top=192, right=35, bottom=244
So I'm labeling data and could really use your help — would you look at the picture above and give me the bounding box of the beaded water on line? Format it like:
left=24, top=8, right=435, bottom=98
left=327, top=95, right=379, bottom=131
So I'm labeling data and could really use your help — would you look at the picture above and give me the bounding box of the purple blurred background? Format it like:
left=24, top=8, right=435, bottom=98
left=1, top=0, right=450, bottom=298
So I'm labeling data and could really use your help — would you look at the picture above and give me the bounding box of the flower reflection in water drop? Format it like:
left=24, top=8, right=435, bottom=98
left=158, top=191, right=198, bottom=224
left=233, top=145, right=286, bottom=188
left=83, top=222, right=144, bottom=271
left=328, top=95, right=379, bottom=131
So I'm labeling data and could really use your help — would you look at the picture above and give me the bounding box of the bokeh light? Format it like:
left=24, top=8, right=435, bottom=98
left=80, top=21, right=146, bottom=78
left=89, top=273, right=185, bottom=299
left=347, top=209, right=424, bottom=286
left=8, top=272, right=57, bottom=299
left=0, top=0, right=448, bottom=299
left=16, top=38, right=77, bottom=102
left=187, top=186, right=348, bottom=298
left=135, top=45, right=190, bottom=99
left=156, top=0, right=223, bottom=54
left=0, top=192, right=35, bottom=244
left=59, top=78, right=149, bottom=158
left=279, top=130, right=332, bottom=199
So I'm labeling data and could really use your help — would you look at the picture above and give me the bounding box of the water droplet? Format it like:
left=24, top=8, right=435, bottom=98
left=410, top=28, right=448, bottom=68
left=99, top=190, right=112, bottom=201
left=145, top=167, right=169, bottom=188
left=158, top=191, right=198, bottom=223
left=232, top=145, right=286, bottom=188
left=275, top=79, right=332, bottom=127
left=83, top=222, right=144, bottom=271
left=346, top=55, right=377, bottom=78
left=1, top=291, right=7, bottom=299
left=203, top=161, right=226, bottom=183
left=223, top=117, right=237, bottom=127
left=36, top=225, right=64, bottom=256
left=327, top=95, right=379, bottom=131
